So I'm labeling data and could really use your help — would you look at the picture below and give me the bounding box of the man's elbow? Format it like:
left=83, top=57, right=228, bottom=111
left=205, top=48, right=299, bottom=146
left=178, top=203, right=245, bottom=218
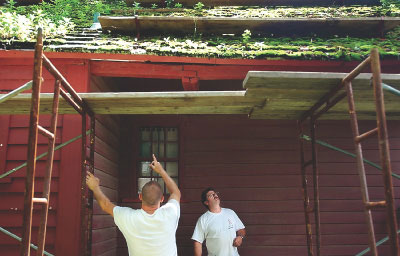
left=170, top=189, right=181, bottom=200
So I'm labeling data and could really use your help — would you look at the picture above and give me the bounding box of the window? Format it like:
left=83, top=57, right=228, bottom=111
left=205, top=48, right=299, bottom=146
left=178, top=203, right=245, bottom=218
left=137, top=127, right=179, bottom=194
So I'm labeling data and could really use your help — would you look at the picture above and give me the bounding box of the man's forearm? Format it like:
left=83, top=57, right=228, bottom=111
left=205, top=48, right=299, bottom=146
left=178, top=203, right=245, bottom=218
left=92, top=186, right=114, bottom=216
left=159, top=169, right=181, bottom=198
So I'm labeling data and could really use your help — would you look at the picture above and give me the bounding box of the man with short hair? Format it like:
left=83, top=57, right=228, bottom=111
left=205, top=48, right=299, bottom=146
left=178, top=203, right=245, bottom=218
left=192, top=187, right=246, bottom=256
left=86, top=154, right=181, bottom=256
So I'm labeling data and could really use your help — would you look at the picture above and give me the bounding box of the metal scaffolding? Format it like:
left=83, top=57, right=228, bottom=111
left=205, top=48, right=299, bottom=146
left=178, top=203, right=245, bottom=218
left=0, top=28, right=95, bottom=256
left=298, top=48, right=400, bottom=256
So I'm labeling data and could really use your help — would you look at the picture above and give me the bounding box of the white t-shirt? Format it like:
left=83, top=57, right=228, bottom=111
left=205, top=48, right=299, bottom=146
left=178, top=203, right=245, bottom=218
left=113, top=199, right=180, bottom=256
left=191, top=208, right=245, bottom=256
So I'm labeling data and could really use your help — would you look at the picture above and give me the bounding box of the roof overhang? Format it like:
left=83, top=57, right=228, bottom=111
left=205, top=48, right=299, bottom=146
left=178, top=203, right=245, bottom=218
left=0, top=91, right=263, bottom=115
left=1, top=71, right=399, bottom=120
left=244, top=71, right=400, bottom=120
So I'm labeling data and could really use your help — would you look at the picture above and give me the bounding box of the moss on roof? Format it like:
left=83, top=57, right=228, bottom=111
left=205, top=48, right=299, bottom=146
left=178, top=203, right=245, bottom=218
left=1, top=1, right=399, bottom=61
left=112, top=5, right=400, bottom=18
left=36, top=26, right=399, bottom=61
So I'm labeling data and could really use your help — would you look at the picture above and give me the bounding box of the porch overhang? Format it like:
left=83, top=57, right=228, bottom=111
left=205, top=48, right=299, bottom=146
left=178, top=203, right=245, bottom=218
left=243, top=71, right=400, bottom=120
left=1, top=71, right=399, bottom=120
left=0, top=91, right=263, bottom=115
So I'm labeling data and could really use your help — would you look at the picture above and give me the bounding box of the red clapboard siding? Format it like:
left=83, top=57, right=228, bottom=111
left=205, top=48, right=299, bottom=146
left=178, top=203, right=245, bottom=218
left=0, top=245, right=55, bottom=256
left=91, top=113, right=120, bottom=256
left=1, top=227, right=56, bottom=245
left=91, top=238, right=118, bottom=255
left=8, top=127, right=62, bottom=145
left=6, top=145, right=61, bottom=161
left=0, top=115, right=10, bottom=178
left=5, top=161, right=60, bottom=178
left=94, top=152, right=118, bottom=177
left=0, top=193, right=58, bottom=211
left=0, top=178, right=58, bottom=193
left=0, top=210, right=57, bottom=227
left=92, top=214, right=116, bottom=229
left=185, top=163, right=301, bottom=176
left=95, top=137, right=119, bottom=163
left=9, top=115, right=63, bottom=128
left=94, top=169, right=118, bottom=190
left=92, top=227, right=118, bottom=243
left=95, top=120, right=120, bottom=150
left=95, top=114, right=120, bottom=133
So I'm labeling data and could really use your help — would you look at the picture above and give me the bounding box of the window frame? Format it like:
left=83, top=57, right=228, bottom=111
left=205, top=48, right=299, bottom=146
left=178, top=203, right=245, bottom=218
left=130, top=116, right=185, bottom=200
left=137, top=126, right=180, bottom=195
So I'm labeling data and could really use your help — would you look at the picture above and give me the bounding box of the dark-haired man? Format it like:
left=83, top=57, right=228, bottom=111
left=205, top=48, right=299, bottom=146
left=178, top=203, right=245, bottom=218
left=192, top=187, right=246, bottom=256
left=86, top=154, right=180, bottom=256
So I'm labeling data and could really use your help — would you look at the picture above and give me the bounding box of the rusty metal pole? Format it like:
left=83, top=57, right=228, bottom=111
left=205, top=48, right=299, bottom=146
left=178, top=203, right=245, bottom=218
left=80, top=113, right=88, bottom=256
left=36, top=80, right=61, bottom=256
left=86, top=116, right=95, bottom=256
left=298, top=121, right=314, bottom=256
left=370, top=48, right=400, bottom=256
left=310, top=118, right=321, bottom=256
left=20, top=28, right=43, bottom=256
left=344, top=80, right=378, bottom=256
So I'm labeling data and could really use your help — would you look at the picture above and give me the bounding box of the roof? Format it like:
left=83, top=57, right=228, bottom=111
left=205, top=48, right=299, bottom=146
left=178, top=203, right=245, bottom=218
left=2, top=71, right=399, bottom=120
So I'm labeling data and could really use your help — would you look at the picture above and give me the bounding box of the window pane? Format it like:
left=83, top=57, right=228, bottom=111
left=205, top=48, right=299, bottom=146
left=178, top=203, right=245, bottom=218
left=152, top=142, right=159, bottom=156
left=156, top=178, right=165, bottom=192
left=159, top=129, right=165, bottom=141
left=140, top=142, right=151, bottom=157
left=141, top=128, right=151, bottom=141
left=152, top=129, right=159, bottom=141
left=166, top=142, right=178, bottom=158
left=167, top=128, right=178, bottom=141
left=138, top=178, right=151, bottom=193
left=166, top=162, right=178, bottom=177
left=158, top=142, right=165, bottom=158
left=139, top=161, right=151, bottom=176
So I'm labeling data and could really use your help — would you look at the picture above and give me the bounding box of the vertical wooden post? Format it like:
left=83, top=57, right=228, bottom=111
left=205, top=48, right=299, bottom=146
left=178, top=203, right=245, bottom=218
left=370, top=48, right=400, bottom=256
left=20, top=28, right=43, bottom=256
left=310, top=118, right=321, bottom=256
left=345, top=80, right=378, bottom=256
left=298, top=121, right=314, bottom=256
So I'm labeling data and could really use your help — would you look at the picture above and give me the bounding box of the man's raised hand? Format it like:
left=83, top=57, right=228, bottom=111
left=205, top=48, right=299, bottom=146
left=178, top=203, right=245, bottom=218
left=86, top=171, right=100, bottom=191
left=149, top=154, right=164, bottom=175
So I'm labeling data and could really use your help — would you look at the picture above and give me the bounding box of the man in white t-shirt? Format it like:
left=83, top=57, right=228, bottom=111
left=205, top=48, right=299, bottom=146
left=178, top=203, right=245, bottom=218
left=192, top=187, right=246, bottom=256
left=86, top=154, right=181, bottom=256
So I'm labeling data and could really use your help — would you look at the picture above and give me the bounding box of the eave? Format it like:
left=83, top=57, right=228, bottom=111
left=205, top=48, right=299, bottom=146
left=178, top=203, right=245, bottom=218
left=1, top=71, right=399, bottom=120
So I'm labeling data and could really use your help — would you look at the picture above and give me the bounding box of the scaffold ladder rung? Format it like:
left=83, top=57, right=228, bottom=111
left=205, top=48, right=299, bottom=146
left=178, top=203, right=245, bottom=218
left=344, top=48, right=399, bottom=256
left=20, top=28, right=95, bottom=256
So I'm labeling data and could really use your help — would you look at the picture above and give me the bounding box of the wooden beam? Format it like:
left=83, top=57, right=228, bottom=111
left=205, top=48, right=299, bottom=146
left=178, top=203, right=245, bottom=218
left=0, top=91, right=263, bottom=115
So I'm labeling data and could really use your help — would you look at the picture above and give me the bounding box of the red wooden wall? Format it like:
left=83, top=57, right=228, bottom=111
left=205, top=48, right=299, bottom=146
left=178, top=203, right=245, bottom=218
left=1, top=51, right=400, bottom=256
left=90, top=77, right=121, bottom=256
left=0, top=57, right=90, bottom=255
left=117, top=115, right=400, bottom=256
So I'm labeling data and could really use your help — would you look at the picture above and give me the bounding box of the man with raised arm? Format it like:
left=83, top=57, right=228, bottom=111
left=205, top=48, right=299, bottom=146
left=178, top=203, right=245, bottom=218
left=86, top=154, right=181, bottom=256
left=192, top=187, right=246, bottom=256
